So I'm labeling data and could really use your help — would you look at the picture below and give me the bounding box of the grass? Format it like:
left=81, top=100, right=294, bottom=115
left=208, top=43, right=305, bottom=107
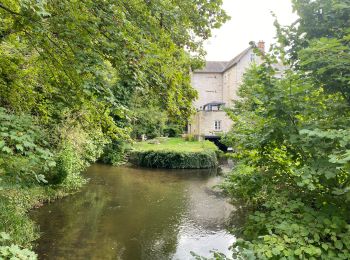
left=132, top=137, right=218, bottom=153
left=130, top=138, right=219, bottom=169
left=0, top=177, right=85, bottom=253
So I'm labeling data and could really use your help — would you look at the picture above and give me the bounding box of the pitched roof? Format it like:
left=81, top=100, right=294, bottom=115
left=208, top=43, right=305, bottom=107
left=224, top=46, right=252, bottom=71
left=195, top=46, right=252, bottom=73
left=199, top=61, right=229, bottom=73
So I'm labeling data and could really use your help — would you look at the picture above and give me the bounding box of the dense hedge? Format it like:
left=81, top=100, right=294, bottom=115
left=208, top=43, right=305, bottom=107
left=129, top=150, right=218, bottom=169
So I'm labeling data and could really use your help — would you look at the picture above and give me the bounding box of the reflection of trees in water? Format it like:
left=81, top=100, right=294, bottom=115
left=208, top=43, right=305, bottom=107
left=33, top=182, right=123, bottom=259
left=32, top=165, right=194, bottom=260
left=226, top=203, right=251, bottom=238
left=183, top=176, right=233, bottom=232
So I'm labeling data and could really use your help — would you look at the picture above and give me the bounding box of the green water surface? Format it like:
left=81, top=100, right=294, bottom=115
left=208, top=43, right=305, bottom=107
left=31, top=164, right=235, bottom=260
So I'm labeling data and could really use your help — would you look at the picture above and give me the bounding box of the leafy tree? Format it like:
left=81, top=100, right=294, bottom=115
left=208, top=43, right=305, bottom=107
left=0, top=0, right=228, bottom=128
left=222, top=0, right=350, bottom=258
left=0, top=0, right=229, bottom=179
left=277, top=0, right=350, bottom=102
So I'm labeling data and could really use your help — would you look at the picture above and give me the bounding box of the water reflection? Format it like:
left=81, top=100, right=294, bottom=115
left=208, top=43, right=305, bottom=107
left=31, top=164, right=235, bottom=260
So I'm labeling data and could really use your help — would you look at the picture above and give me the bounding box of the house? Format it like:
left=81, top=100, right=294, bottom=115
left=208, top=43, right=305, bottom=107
left=188, top=41, right=265, bottom=139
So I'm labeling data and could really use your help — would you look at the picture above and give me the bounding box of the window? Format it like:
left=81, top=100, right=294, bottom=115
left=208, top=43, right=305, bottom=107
left=250, top=53, right=256, bottom=62
left=214, top=120, right=221, bottom=130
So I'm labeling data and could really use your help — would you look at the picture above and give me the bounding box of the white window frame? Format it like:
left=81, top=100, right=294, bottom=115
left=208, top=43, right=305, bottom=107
left=250, top=53, right=256, bottom=62
left=214, top=120, right=221, bottom=131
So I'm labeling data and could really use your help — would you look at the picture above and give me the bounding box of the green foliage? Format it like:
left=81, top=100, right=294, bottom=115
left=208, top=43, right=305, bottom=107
left=0, top=0, right=228, bottom=129
left=52, top=121, right=108, bottom=187
left=278, top=0, right=350, bottom=103
left=130, top=150, right=218, bottom=169
left=222, top=0, right=350, bottom=258
left=1, top=230, right=37, bottom=260
left=0, top=244, right=37, bottom=260
left=233, top=196, right=350, bottom=260
left=100, top=141, right=131, bottom=166
left=0, top=108, right=55, bottom=184
left=0, top=196, right=37, bottom=248
left=0, top=231, right=37, bottom=260
left=131, top=106, right=168, bottom=139
left=163, top=124, right=183, bottom=138
left=0, top=184, right=74, bottom=258
left=129, top=93, right=185, bottom=139
left=130, top=138, right=218, bottom=169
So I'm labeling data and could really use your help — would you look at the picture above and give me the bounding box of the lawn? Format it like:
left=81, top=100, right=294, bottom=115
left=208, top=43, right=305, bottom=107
left=132, top=137, right=218, bottom=153
left=130, top=138, right=219, bottom=169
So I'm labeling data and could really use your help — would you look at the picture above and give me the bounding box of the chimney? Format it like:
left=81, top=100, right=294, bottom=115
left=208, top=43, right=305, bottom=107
left=257, top=40, right=265, bottom=53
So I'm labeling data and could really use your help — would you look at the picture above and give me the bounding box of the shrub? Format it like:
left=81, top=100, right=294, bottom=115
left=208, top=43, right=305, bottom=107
left=131, top=107, right=167, bottom=139
left=0, top=232, right=37, bottom=260
left=100, top=140, right=131, bottom=166
left=50, top=121, right=109, bottom=187
left=129, top=150, right=218, bottom=169
left=163, top=124, right=183, bottom=137
left=0, top=108, right=56, bottom=185
left=232, top=196, right=350, bottom=259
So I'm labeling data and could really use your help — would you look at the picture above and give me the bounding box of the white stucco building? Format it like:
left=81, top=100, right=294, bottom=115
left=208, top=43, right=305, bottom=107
left=188, top=42, right=265, bottom=138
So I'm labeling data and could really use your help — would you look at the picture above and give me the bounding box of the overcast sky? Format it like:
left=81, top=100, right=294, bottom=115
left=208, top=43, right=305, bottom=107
left=204, top=0, right=298, bottom=61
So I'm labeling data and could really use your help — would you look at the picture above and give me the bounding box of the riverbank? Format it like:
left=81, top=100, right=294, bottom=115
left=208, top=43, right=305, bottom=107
left=0, top=180, right=85, bottom=258
left=129, top=138, right=219, bottom=169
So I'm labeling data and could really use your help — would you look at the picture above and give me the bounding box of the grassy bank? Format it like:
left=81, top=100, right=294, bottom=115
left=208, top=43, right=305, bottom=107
left=0, top=185, right=81, bottom=245
left=129, top=138, right=219, bottom=169
left=0, top=181, right=84, bottom=259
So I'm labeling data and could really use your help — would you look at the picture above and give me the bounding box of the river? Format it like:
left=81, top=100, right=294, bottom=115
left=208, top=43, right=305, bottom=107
left=31, top=164, right=235, bottom=260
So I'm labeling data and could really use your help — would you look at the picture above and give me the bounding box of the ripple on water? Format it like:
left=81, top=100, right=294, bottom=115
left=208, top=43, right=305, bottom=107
left=31, top=164, right=235, bottom=260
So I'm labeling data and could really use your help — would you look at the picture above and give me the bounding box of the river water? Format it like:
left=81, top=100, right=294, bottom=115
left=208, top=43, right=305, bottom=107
left=31, top=164, right=235, bottom=260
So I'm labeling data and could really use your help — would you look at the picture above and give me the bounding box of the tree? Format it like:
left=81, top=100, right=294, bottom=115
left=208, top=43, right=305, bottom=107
left=0, top=0, right=229, bottom=128
left=0, top=0, right=229, bottom=181
left=222, top=0, right=350, bottom=258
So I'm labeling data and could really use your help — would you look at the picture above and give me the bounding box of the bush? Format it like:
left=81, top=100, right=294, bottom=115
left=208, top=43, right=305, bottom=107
left=221, top=20, right=350, bottom=258
left=50, top=121, right=108, bottom=188
left=163, top=124, right=183, bottom=137
left=131, top=107, right=167, bottom=139
left=232, top=195, right=350, bottom=259
left=0, top=232, right=37, bottom=260
left=129, top=150, right=218, bottom=169
left=100, top=140, right=131, bottom=166
left=0, top=108, right=56, bottom=185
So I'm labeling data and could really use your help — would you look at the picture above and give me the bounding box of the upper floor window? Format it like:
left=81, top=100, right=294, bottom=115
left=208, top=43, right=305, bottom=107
left=203, top=102, right=225, bottom=111
left=214, top=120, right=221, bottom=130
left=250, top=53, right=256, bottom=62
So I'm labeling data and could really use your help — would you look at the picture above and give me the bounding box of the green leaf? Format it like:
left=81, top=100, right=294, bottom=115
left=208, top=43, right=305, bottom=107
left=335, top=240, right=343, bottom=250
left=15, top=144, right=24, bottom=152
left=0, top=232, right=10, bottom=240
left=1, top=146, right=12, bottom=154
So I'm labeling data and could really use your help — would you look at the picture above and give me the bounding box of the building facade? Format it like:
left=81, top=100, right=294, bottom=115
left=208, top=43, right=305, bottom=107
left=188, top=42, right=265, bottom=138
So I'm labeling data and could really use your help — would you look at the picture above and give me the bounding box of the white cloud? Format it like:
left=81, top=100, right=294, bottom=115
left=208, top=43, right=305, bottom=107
left=204, top=0, right=298, bottom=61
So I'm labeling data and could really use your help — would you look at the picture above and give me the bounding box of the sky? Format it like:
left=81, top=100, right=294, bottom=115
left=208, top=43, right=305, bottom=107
left=204, top=0, right=298, bottom=61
